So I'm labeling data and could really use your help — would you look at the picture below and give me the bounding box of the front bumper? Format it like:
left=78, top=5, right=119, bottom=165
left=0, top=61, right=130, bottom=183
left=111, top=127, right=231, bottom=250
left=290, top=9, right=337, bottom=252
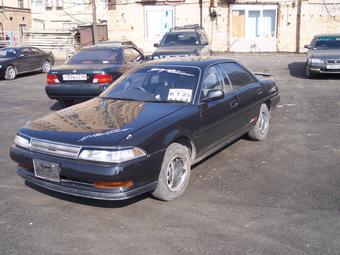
left=10, top=145, right=164, bottom=200
left=308, top=63, right=340, bottom=74
left=45, top=83, right=110, bottom=100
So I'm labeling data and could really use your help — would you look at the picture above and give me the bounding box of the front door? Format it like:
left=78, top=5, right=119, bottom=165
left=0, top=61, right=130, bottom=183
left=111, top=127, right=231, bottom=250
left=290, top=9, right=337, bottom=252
left=16, top=48, right=33, bottom=73
left=197, top=65, right=241, bottom=157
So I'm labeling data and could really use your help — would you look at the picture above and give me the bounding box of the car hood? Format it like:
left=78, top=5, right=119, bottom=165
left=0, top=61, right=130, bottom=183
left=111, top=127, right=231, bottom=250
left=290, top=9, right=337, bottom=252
left=308, top=50, right=340, bottom=59
left=19, top=98, right=185, bottom=146
left=0, top=57, right=15, bottom=63
left=153, top=46, right=199, bottom=56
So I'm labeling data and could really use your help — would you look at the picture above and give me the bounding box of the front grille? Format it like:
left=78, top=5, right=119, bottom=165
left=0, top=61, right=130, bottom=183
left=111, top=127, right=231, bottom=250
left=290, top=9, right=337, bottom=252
left=30, top=139, right=81, bottom=159
left=326, top=59, right=340, bottom=64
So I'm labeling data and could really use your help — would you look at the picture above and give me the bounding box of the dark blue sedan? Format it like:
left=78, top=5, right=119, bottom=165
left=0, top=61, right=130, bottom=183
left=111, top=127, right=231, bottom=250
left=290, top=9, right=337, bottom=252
left=10, top=57, right=280, bottom=201
left=46, top=41, right=145, bottom=105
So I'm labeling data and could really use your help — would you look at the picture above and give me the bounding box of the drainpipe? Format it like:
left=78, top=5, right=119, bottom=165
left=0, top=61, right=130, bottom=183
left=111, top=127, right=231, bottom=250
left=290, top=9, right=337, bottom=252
left=295, top=0, right=302, bottom=53
left=199, top=0, right=203, bottom=27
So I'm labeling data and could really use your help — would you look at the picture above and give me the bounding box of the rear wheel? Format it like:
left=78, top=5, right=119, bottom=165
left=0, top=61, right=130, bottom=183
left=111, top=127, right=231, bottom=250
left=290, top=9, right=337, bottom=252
left=152, top=143, right=191, bottom=201
left=248, top=103, right=270, bottom=141
left=42, top=60, right=51, bottom=73
left=4, top=66, right=16, bottom=80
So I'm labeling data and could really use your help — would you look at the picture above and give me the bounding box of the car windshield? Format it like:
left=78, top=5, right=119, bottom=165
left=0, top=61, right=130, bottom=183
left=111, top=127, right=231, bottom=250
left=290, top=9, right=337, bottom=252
left=313, top=36, right=340, bottom=50
left=67, top=49, right=120, bottom=64
left=0, top=48, right=18, bottom=58
left=161, top=33, right=199, bottom=46
left=101, top=66, right=200, bottom=103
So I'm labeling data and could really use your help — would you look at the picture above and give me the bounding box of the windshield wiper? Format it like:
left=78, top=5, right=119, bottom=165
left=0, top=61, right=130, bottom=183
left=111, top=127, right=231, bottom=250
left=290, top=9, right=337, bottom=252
left=101, top=97, right=140, bottom=102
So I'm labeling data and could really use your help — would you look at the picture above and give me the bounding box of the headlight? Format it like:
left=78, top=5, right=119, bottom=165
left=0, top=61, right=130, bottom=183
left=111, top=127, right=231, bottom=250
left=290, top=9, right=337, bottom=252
left=79, top=147, right=146, bottom=163
left=0, top=65, right=2, bottom=68
left=14, top=135, right=30, bottom=149
left=309, top=58, right=324, bottom=64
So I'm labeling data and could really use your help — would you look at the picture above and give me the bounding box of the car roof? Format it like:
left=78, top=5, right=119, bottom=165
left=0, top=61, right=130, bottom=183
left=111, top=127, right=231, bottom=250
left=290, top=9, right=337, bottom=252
left=95, top=40, right=138, bottom=48
left=141, top=56, right=237, bottom=69
left=314, top=34, right=340, bottom=38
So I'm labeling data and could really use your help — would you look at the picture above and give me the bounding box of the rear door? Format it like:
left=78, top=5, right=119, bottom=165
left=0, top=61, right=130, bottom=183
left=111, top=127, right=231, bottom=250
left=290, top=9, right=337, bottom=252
left=219, top=62, right=262, bottom=130
left=30, top=47, right=45, bottom=69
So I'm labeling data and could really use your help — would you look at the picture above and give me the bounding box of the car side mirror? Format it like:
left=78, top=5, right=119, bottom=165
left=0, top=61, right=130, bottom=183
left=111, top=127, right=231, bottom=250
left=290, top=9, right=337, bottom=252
left=203, top=42, right=209, bottom=46
left=19, top=54, right=25, bottom=58
left=304, top=44, right=311, bottom=49
left=153, top=43, right=159, bottom=48
left=203, top=89, right=224, bottom=102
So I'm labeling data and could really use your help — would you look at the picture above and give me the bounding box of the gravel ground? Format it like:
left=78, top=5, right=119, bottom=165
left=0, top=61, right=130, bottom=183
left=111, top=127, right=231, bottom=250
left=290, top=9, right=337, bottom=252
left=0, top=54, right=339, bottom=255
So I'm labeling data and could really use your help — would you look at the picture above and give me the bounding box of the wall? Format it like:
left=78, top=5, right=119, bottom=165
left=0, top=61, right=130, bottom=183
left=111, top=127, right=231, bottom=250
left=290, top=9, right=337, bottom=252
left=30, top=0, right=108, bottom=31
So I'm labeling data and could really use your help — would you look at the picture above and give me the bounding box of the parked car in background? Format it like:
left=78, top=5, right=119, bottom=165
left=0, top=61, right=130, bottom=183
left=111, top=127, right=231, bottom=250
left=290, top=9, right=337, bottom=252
left=150, top=25, right=211, bottom=60
left=0, top=47, right=54, bottom=80
left=10, top=57, right=280, bottom=202
left=304, top=34, right=340, bottom=78
left=46, top=41, right=145, bottom=105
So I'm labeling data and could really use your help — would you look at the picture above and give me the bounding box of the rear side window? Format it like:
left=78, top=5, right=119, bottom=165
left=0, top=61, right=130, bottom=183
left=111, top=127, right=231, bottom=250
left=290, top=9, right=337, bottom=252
left=124, top=48, right=143, bottom=62
left=68, top=49, right=120, bottom=64
left=219, top=63, right=255, bottom=89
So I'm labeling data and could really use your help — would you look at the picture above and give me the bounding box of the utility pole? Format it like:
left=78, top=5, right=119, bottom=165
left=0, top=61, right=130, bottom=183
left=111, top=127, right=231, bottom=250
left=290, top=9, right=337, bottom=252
left=92, top=0, right=98, bottom=45
left=295, top=0, right=302, bottom=53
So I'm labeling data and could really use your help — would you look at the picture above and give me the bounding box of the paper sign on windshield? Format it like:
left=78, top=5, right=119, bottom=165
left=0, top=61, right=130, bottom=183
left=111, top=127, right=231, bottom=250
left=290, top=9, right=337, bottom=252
left=168, top=89, right=192, bottom=102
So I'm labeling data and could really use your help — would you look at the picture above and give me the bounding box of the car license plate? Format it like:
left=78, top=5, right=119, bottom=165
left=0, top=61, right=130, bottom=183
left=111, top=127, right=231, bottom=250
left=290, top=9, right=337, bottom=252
left=326, top=65, right=340, bottom=69
left=62, top=74, right=87, bottom=81
left=33, top=159, right=61, bottom=182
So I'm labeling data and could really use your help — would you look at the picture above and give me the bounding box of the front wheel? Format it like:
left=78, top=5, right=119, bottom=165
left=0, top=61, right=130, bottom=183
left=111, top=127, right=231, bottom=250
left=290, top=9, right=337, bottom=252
left=42, top=60, right=51, bottom=73
left=152, top=143, right=191, bottom=201
left=4, top=66, right=16, bottom=80
left=305, top=64, right=316, bottom=79
left=248, top=103, right=270, bottom=141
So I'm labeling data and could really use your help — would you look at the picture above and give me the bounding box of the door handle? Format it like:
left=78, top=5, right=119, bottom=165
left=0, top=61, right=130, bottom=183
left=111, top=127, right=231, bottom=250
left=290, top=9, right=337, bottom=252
left=230, top=100, right=239, bottom=109
left=257, top=89, right=263, bottom=95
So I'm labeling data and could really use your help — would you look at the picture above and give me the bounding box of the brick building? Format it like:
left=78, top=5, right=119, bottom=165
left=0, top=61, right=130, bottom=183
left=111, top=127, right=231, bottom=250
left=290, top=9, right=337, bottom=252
left=0, top=0, right=32, bottom=46
left=106, top=0, right=340, bottom=53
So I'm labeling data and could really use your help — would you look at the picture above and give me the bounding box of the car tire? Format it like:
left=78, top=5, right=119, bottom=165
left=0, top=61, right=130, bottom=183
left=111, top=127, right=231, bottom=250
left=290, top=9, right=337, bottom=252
left=305, top=64, right=316, bottom=79
left=42, top=60, right=51, bottom=73
left=152, top=143, right=191, bottom=201
left=248, top=103, right=270, bottom=141
left=4, top=66, right=16, bottom=80
left=58, top=99, right=73, bottom=106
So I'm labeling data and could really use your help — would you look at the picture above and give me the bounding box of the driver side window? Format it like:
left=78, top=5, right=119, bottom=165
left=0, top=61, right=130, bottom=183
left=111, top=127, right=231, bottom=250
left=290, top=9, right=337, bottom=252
left=201, top=65, right=223, bottom=99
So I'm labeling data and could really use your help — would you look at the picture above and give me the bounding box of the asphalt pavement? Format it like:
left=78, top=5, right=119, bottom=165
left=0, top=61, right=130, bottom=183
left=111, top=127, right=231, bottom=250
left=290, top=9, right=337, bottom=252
left=0, top=54, right=339, bottom=255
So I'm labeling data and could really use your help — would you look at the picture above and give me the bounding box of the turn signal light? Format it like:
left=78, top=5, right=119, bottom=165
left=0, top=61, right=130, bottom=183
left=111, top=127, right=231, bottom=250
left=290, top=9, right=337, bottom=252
left=47, top=74, right=60, bottom=84
left=93, top=180, right=133, bottom=189
left=93, top=74, right=113, bottom=84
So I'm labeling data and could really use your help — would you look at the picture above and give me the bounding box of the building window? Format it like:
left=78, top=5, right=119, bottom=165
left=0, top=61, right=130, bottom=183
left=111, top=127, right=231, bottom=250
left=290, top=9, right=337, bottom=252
left=18, top=0, right=24, bottom=8
left=30, top=0, right=45, bottom=13
left=108, top=0, right=116, bottom=10
left=231, top=5, right=277, bottom=39
left=56, top=0, right=64, bottom=9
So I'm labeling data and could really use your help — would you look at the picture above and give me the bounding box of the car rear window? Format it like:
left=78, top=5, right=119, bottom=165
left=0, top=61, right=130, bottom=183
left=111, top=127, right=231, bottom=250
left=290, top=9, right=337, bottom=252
left=161, top=33, right=199, bottom=46
left=67, top=49, right=120, bottom=64
left=314, top=36, right=340, bottom=50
